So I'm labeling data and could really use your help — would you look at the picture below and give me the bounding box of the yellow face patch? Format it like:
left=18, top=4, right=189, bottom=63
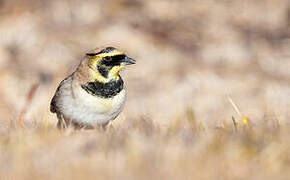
left=108, top=65, right=124, bottom=79
left=88, top=68, right=108, bottom=83
left=88, top=50, right=124, bottom=68
left=87, top=49, right=125, bottom=82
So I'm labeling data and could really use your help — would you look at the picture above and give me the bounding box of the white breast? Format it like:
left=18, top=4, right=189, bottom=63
left=59, top=83, right=126, bottom=126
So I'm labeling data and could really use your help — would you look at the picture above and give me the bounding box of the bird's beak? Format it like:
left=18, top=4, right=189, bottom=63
left=121, top=56, right=136, bottom=65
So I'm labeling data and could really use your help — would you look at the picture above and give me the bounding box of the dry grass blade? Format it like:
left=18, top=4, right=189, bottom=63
left=17, top=83, right=39, bottom=127
left=186, top=107, right=196, bottom=130
left=232, top=116, right=238, bottom=131
left=227, top=96, right=249, bottom=127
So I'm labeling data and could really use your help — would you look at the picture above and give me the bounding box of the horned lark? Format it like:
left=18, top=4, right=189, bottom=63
left=50, top=47, right=136, bottom=129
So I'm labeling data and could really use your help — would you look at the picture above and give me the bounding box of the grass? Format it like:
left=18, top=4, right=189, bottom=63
left=0, top=108, right=289, bottom=180
left=0, top=84, right=289, bottom=180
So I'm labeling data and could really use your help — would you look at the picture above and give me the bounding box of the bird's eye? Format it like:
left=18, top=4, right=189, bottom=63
left=104, top=56, right=112, bottom=61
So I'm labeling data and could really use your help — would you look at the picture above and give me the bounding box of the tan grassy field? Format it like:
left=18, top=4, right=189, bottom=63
left=0, top=0, right=290, bottom=179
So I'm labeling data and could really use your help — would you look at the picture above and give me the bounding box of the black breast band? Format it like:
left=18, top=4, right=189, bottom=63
left=81, top=78, right=124, bottom=98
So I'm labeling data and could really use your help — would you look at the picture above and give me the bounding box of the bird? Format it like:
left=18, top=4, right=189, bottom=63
left=50, top=47, right=136, bottom=129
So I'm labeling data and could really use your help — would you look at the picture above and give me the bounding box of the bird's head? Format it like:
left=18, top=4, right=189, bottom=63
left=86, top=47, right=136, bottom=82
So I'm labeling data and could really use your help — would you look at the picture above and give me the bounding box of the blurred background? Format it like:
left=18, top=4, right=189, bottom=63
left=1, top=0, right=290, bottom=129
left=1, top=0, right=290, bottom=179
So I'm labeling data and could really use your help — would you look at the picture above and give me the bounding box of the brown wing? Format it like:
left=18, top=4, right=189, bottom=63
left=50, top=94, right=58, bottom=113
left=50, top=84, right=62, bottom=113
left=50, top=75, right=72, bottom=113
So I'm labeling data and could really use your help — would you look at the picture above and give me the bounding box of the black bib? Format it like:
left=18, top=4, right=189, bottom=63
left=81, top=78, right=124, bottom=98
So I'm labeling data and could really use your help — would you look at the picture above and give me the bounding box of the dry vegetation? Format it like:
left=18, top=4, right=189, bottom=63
left=0, top=0, right=290, bottom=179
